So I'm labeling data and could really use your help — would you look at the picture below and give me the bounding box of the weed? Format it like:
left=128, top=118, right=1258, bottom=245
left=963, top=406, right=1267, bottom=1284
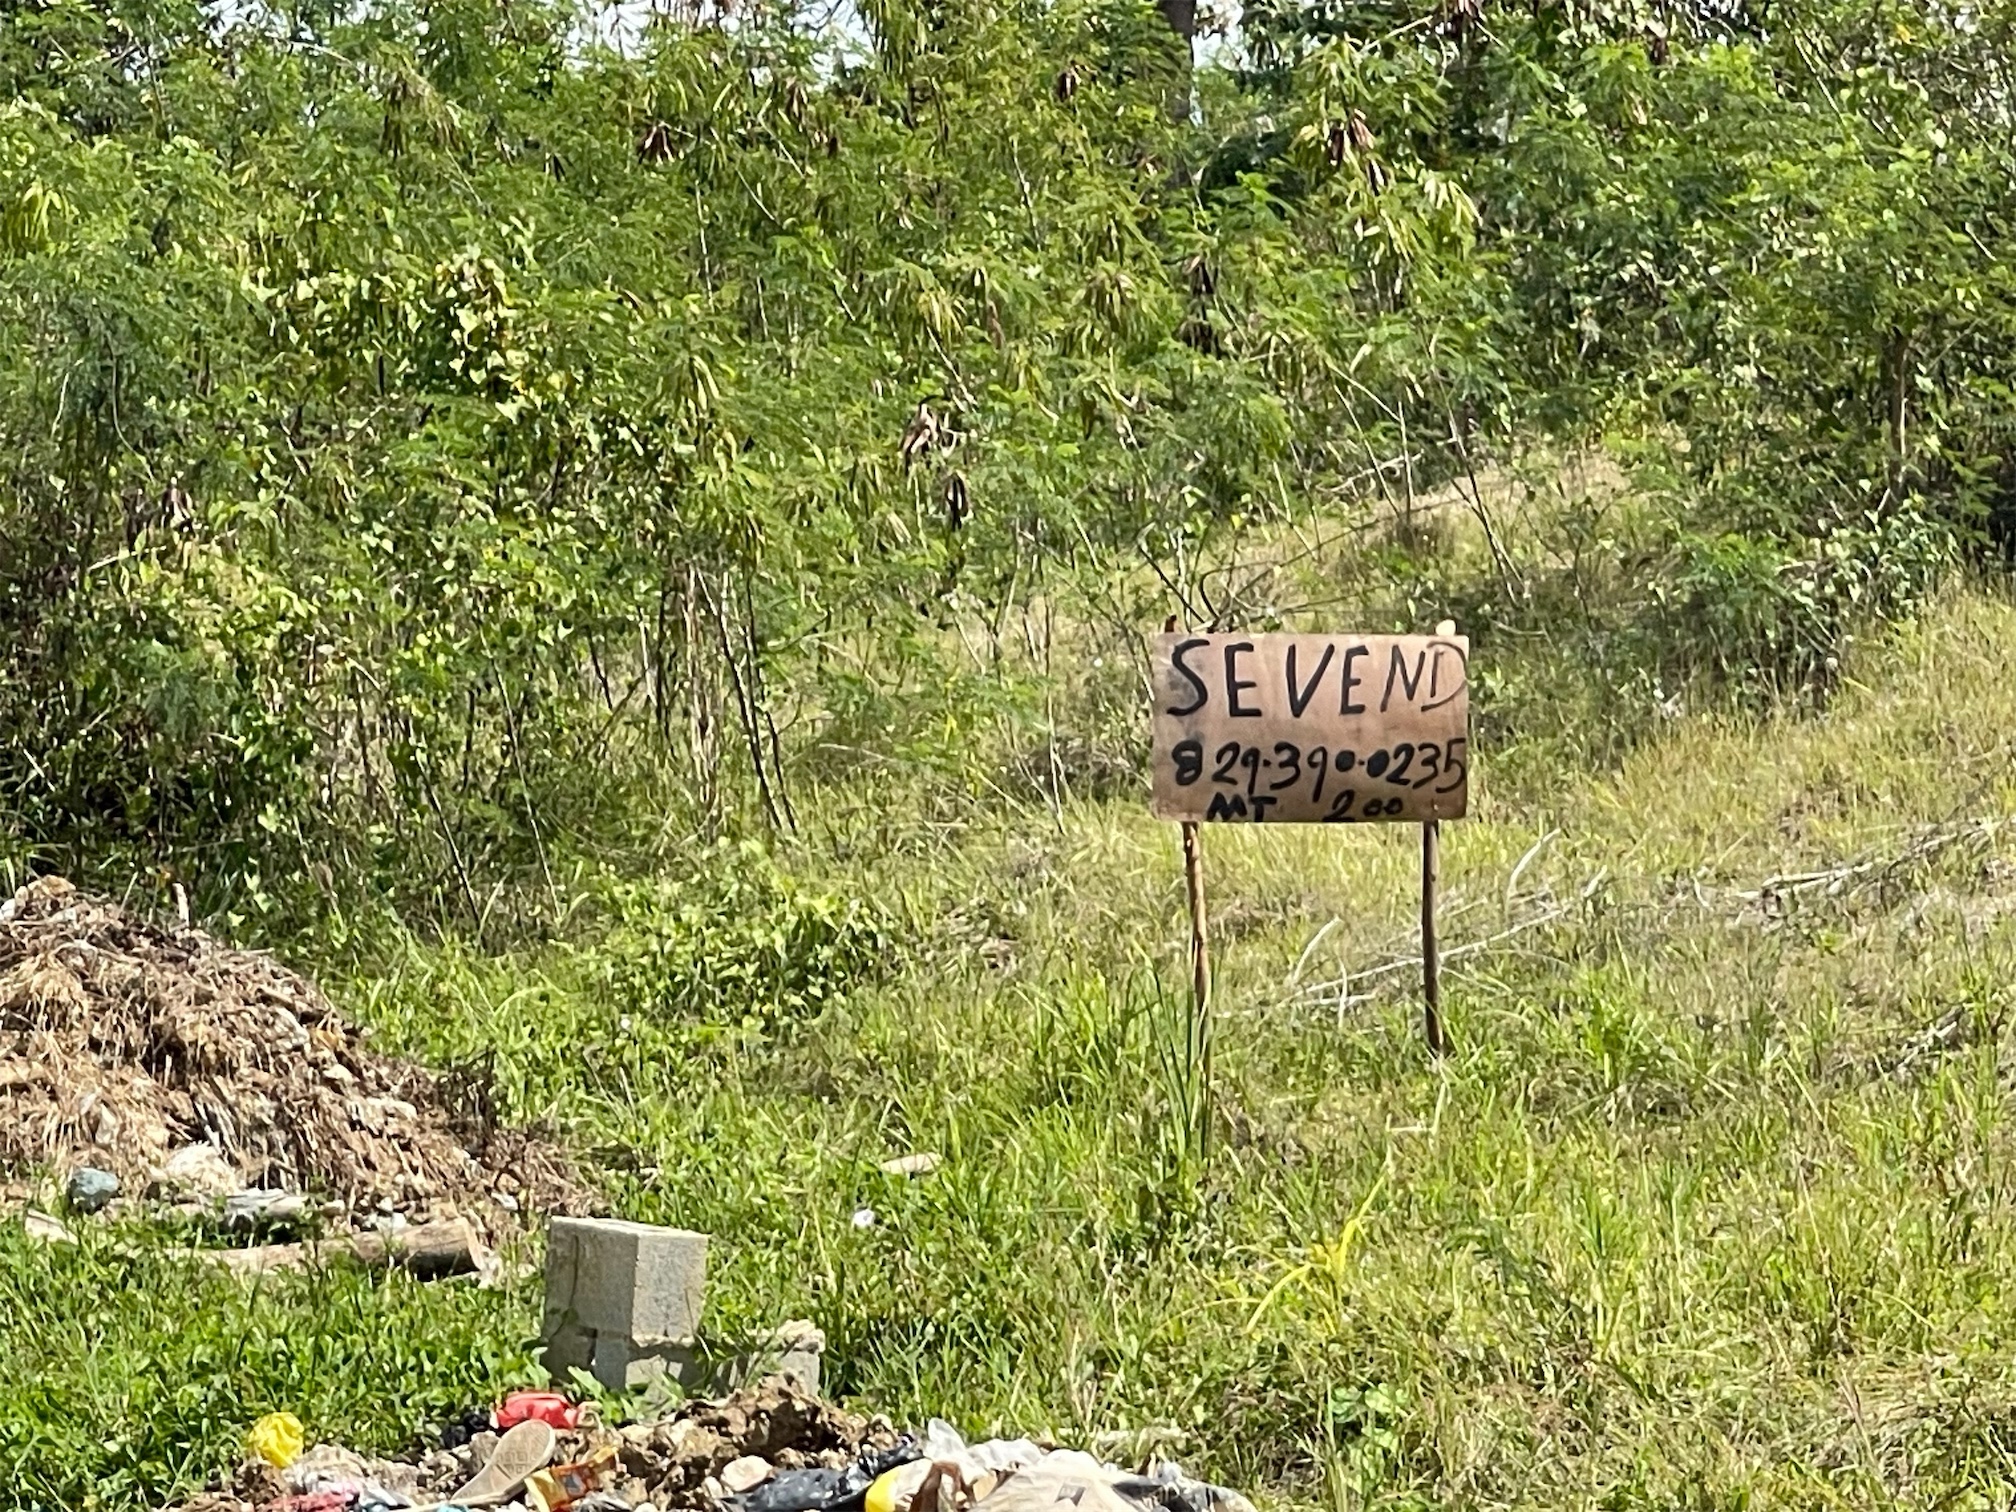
left=592, top=842, right=897, bottom=1041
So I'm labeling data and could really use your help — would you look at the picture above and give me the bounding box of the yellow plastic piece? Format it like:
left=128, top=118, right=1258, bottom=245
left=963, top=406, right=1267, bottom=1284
left=865, top=1465, right=909, bottom=1512
left=525, top=1468, right=563, bottom=1512
left=247, top=1411, right=305, bottom=1470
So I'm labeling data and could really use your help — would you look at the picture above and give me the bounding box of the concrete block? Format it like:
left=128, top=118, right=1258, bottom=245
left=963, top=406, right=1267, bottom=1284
left=543, top=1217, right=708, bottom=1343
left=756, top=1319, right=826, bottom=1396
left=544, top=1318, right=689, bottom=1393
left=538, top=1219, right=822, bottom=1399
left=634, top=1322, right=826, bottom=1403
left=590, top=1331, right=697, bottom=1392
left=539, top=1321, right=596, bottom=1379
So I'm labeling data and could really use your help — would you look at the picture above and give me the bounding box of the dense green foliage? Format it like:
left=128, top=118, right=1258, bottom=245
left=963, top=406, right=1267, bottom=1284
left=596, top=841, right=895, bottom=1034
left=4, top=0, right=2009, bottom=921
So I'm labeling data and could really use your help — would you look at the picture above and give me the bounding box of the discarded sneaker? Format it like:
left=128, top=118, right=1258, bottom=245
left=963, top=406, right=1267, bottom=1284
left=442, top=1421, right=556, bottom=1508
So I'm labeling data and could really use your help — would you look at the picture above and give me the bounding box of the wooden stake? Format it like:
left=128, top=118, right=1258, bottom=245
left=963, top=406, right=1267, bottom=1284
left=1183, top=818, right=1211, bottom=1021
left=1423, top=615, right=1455, bottom=1058
left=1164, top=613, right=1215, bottom=1162
left=1422, top=817, right=1447, bottom=1057
left=1182, top=816, right=1213, bottom=1159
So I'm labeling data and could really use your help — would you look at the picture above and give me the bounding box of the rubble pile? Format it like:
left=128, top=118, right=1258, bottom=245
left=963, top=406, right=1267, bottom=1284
left=178, top=1380, right=888, bottom=1512
left=169, top=1379, right=1259, bottom=1512
left=0, top=876, right=578, bottom=1222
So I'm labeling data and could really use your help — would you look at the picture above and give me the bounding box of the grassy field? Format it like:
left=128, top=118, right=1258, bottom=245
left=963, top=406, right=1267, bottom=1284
left=11, top=574, right=2016, bottom=1511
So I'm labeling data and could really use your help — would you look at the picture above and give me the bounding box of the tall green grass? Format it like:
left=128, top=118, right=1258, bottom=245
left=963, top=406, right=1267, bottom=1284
left=11, top=589, right=2016, bottom=1510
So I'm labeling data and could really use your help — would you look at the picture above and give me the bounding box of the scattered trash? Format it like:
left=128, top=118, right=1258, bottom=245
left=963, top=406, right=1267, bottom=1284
left=164, top=1376, right=1258, bottom=1512
left=863, top=1431, right=1040, bottom=1512
left=0, top=876, right=580, bottom=1223
left=731, top=1468, right=856, bottom=1512
left=1126, top=1462, right=1258, bottom=1512
left=850, top=1209, right=877, bottom=1229
left=970, top=1454, right=1254, bottom=1512
left=445, top=1420, right=558, bottom=1508
left=876, top=1154, right=941, bottom=1178
left=65, top=1166, right=120, bottom=1213
left=496, top=1392, right=587, bottom=1433
left=441, top=1410, right=496, bottom=1450
left=248, top=1414, right=306, bottom=1471
left=526, top=1446, right=617, bottom=1510
left=727, top=1435, right=922, bottom=1512
left=264, top=1494, right=354, bottom=1512
left=281, top=1441, right=418, bottom=1508
left=23, top=1208, right=73, bottom=1244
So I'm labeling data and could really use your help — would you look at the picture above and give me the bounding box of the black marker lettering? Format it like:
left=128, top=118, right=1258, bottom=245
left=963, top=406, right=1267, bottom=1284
left=1250, top=795, right=1279, bottom=821
left=1436, top=737, right=1468, bottom=793
left=1421, top=641, right=1468, bottom=713
left=1382, top=645, right=1427, bottom=712
left=1340, top=644, right=1369, bottom=714
left=1269, top=742, right=1302, bottom=790
left=1205, top=792, right=1249, bottom=821
left=1225, top=642, right=1261, bottom=718
left=1166, top=637, right=1210, bottom=716
left=1286, top=643, right=1335, bottom=718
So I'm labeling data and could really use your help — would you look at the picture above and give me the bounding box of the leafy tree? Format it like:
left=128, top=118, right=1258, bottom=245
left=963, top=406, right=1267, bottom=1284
left=1, top=0, right=2010, bottom=925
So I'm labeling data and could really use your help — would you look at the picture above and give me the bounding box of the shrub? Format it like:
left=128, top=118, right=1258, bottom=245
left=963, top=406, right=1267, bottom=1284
left=594, top=844, right=895, bottom=1038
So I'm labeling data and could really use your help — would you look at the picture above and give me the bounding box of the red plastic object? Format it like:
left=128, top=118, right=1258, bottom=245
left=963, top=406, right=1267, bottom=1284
left=266, top=1495, right=356, bottom=1512
left=494, top=1390, right=583, bottom=1432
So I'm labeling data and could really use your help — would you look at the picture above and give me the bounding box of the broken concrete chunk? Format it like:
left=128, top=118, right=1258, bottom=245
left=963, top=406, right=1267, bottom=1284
left=721, top=1455, right=775, bottom=1493
left=23, top=1209, right=74, bottom=1244
left=157, top=1142, right=239, bottom=1200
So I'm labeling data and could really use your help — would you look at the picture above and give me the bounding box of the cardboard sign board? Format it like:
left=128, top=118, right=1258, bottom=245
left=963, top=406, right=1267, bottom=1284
left=1151, top=632, right=1469, bottom=824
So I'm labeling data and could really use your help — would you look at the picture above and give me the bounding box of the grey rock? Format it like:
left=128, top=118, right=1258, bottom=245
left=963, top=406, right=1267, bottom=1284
left=64, top=1167, right=119, bottom=1214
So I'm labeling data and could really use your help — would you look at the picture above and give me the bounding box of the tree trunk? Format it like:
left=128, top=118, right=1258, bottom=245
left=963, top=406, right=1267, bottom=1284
left=187, top=1217, right=487, bottom=1280
left=1157, top=0, right=1196, bottom=123
left=1882, top=327, right=1912, bottom=503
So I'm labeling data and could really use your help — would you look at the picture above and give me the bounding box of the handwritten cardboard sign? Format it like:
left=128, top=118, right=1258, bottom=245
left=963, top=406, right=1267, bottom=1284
left=1151, top=632, right=1469, bottom=824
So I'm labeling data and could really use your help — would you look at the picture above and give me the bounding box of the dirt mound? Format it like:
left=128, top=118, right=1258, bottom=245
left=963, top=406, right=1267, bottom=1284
left=0, top=875, right=579, bottom=1220
left=617, top=1377, right=901, bottom=1505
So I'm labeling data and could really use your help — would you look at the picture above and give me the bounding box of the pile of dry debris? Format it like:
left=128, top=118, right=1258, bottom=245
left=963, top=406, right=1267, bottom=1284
left=0, top=876, right=579, bottom=1228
